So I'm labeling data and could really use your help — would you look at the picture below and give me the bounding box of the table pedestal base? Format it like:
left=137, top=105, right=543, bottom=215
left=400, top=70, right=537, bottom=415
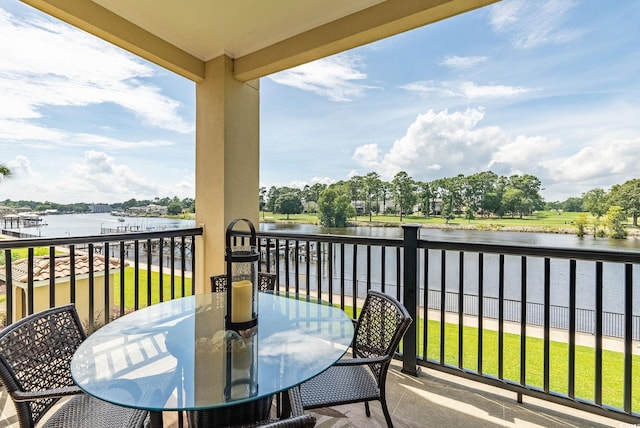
left=187, top=395, right=273, bottom=427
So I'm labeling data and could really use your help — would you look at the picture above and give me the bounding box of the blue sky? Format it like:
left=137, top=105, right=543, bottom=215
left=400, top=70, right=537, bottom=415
left=1, top=0, right=639, bottom=204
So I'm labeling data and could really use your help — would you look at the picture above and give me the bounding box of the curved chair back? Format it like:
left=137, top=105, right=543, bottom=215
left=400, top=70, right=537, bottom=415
left=0, top=305, right=86, bottom=428
left=210, top=272, right=277, bottom=293
left=353, top=291, right=412, bottom=379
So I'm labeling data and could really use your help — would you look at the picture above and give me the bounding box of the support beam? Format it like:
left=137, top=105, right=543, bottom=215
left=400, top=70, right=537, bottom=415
left=194, top=55, right=260, bottom=294
left=235, top=0, right=498, bottom=80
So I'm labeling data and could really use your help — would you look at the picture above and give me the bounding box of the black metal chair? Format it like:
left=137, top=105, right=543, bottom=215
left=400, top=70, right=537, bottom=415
left=211, top=272, right=277, bottom=293
left=298, top=290, right=412, bottom=428
left=0, top=305, right=149, bottom=428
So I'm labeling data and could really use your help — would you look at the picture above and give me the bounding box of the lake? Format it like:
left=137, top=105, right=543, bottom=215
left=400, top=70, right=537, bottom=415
left=5, top=213, right=196, bottom=238
left=5, top=213, right=639, bottom=326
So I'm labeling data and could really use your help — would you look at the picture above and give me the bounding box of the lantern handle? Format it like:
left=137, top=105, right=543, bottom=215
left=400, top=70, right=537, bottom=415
left=225, top=218, right=257, bottom=250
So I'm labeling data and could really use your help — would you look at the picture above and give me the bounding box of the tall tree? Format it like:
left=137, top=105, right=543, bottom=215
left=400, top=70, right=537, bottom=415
left=317, top=188, right=355, bottom=227
left=0, top=163, right=11, bottom=181
left=391, top=171, right=416, bottom=222
left=274, top=191, right=303, bottom=220
left=582, top=188, right=608, bottom=219
left=609, top=179, right=640, bottom=226
left=605, top=205, right=628, bottom=238
left=363, top=172, right=382, bottom=221
left=347, top=175, right=365, bottom=219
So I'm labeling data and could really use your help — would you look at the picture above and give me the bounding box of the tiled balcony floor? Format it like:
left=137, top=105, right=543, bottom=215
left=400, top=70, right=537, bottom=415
left=0, top=360, right=629, bottom=428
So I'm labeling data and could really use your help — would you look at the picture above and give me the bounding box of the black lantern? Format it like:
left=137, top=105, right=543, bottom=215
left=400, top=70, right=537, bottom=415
left=225, top=218, right=259, bottom=334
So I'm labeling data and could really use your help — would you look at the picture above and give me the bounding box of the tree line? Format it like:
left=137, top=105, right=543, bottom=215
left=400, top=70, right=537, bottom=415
left=0, top=196, right=195, bottom=216
left=261, top=171, right=545, bottom=227
left=261, top=171, right=640, bottom=231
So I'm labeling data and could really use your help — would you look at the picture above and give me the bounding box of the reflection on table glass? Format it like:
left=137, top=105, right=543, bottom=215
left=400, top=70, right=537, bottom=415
left=71, top=292, right=354, bottom=412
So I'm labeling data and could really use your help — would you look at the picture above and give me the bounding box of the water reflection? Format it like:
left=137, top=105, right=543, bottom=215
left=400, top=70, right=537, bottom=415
left=260, top=222, right=640, bottom=251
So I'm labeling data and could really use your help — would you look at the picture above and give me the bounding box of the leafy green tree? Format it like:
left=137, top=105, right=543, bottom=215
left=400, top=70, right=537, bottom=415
left=441, top=199, right=455, bottom=224
left=582, top=188, right=607, bottom=219
left=609, top=179, right=640, bottom=226
left=181, top=197, right=195, bottom=213
left=574, top=213, right=588, bottom=237
left=167, top=200, right=183, bottom=215
left=416, top=181, right=432, bottom=216
left=274, top=191, right=303, bottom=219
left=266, top=186, right=280, bottom=213
left=465, top=171, right=497, bottom=216
left=0, top=163, right=11, bottom=181
left=561, top=197, right=583, bottom=212
left=605, top=205, right=627, bottom=239
left=391, top=171, right=416, bottom=222
left=347, top=175, right=365, bottom=219
left=502, top=188, right=524, bottom=218
left=317, top=188, right=355, bottom=227
left=363, top=172, right=382, bottom=221
left=507, top=174, right=543, bottom=217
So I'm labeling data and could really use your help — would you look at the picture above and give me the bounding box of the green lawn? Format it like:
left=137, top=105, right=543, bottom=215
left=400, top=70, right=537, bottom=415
left=419, top=317, right=640, bottom=412
left=301, top=297, right=638, bottom=412
left=112, top=267, right=193, bottom=309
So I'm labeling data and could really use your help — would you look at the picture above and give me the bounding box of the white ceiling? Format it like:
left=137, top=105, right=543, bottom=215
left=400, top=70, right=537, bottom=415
left=92, top=0, right=385, bottom=61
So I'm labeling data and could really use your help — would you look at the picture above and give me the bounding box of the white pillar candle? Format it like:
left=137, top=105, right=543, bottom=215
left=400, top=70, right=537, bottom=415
left=231, top=280, right=253, bottom=323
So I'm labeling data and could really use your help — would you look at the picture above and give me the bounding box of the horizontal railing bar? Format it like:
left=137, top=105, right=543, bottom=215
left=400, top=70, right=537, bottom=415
left=0, top=227, right=203, bottom=249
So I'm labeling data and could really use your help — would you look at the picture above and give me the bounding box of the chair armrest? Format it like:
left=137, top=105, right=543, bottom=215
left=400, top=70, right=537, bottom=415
left=12, top=385, right=83, bottom=402
left=334, top=355, right=389, bottom=366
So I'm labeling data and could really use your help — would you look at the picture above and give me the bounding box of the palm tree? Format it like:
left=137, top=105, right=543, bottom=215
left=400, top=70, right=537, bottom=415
left=0, top=163, right=11, bottom=180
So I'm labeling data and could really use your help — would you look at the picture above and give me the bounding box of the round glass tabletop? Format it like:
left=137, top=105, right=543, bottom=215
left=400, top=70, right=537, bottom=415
left=71, top=292, right=353, bottom=412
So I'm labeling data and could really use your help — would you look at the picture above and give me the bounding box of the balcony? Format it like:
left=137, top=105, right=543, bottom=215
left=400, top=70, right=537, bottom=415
left=0, top=226, right=638, bottom=426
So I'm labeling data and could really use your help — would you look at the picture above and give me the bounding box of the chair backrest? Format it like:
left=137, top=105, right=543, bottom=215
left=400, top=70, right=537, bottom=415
left=0, top=305, right=86, bottom=428
left=353, top=291, right=412, bottom=380
left=210, top=272, right=277, bottom=293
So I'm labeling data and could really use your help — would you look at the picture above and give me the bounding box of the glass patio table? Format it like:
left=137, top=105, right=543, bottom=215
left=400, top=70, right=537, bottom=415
left=71, top=292, right=354, bottom=427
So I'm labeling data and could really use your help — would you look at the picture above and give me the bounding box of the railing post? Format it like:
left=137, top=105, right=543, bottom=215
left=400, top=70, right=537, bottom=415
left=401, top=223, right=420, bottom=376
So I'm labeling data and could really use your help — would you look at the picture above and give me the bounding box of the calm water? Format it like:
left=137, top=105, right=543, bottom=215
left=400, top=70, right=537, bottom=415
left=6, top=213, right=195, bottom=238
left=260, top=222, right=640, bottom=317
left=8, top=215, right=639, bottom=314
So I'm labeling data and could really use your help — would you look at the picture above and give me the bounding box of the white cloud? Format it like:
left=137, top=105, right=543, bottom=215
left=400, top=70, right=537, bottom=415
left=489, top=0, right=582, bottom=49
left=489, top=135, right=556, bottom=175
left=401, top=80, right=530, bottom=100
left=458, top=82, right=530, bottom=99
left=440, top=55, right=488, bottom=69
left=1, top=151, right=190, bottom=203
left=0, top=8, right=193, bottom=136
left=546, top=138, right=640, bottom=184
left=70, top=151, right=159, bottom=197
left=310, top=177, right=335, bottom=185
left=267, top=53, right=375, bottom=101
left=352, top=143, right=380, bottom=169
left=354, top=108, right=508, bottom=180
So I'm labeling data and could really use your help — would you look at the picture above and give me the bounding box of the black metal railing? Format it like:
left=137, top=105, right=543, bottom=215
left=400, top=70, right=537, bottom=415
left=1, top=225, right=638, bottom=423
left=238, top=227, right=640, bottom=424
left=0, top=227, right=202, bottom=332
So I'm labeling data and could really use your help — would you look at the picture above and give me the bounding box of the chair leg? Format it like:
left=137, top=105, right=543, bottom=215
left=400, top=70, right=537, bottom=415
left=364, top=401, right=371, bottom=417
left=380, top=398, right=394, bottom=428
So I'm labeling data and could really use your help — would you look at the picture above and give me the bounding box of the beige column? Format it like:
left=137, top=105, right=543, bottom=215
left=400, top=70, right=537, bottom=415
left=194, top=54, right=260, bottom=294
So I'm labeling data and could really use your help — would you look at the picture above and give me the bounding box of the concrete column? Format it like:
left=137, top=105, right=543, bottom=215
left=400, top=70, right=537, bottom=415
left=194, top=55, right=260, bottom=294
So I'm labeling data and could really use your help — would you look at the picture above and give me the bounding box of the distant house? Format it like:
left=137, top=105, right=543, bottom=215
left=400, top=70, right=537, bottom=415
left=147, top=204, right=168, bottom=215
left=0, top=206, right=14, bottom=215
left=127, top=206, right=148, bottom=216
left=126, top=204, right=168, bottom=216
left=0, top=253, right=124, bottom=324
left=90, top=203, right=111, bottom=213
